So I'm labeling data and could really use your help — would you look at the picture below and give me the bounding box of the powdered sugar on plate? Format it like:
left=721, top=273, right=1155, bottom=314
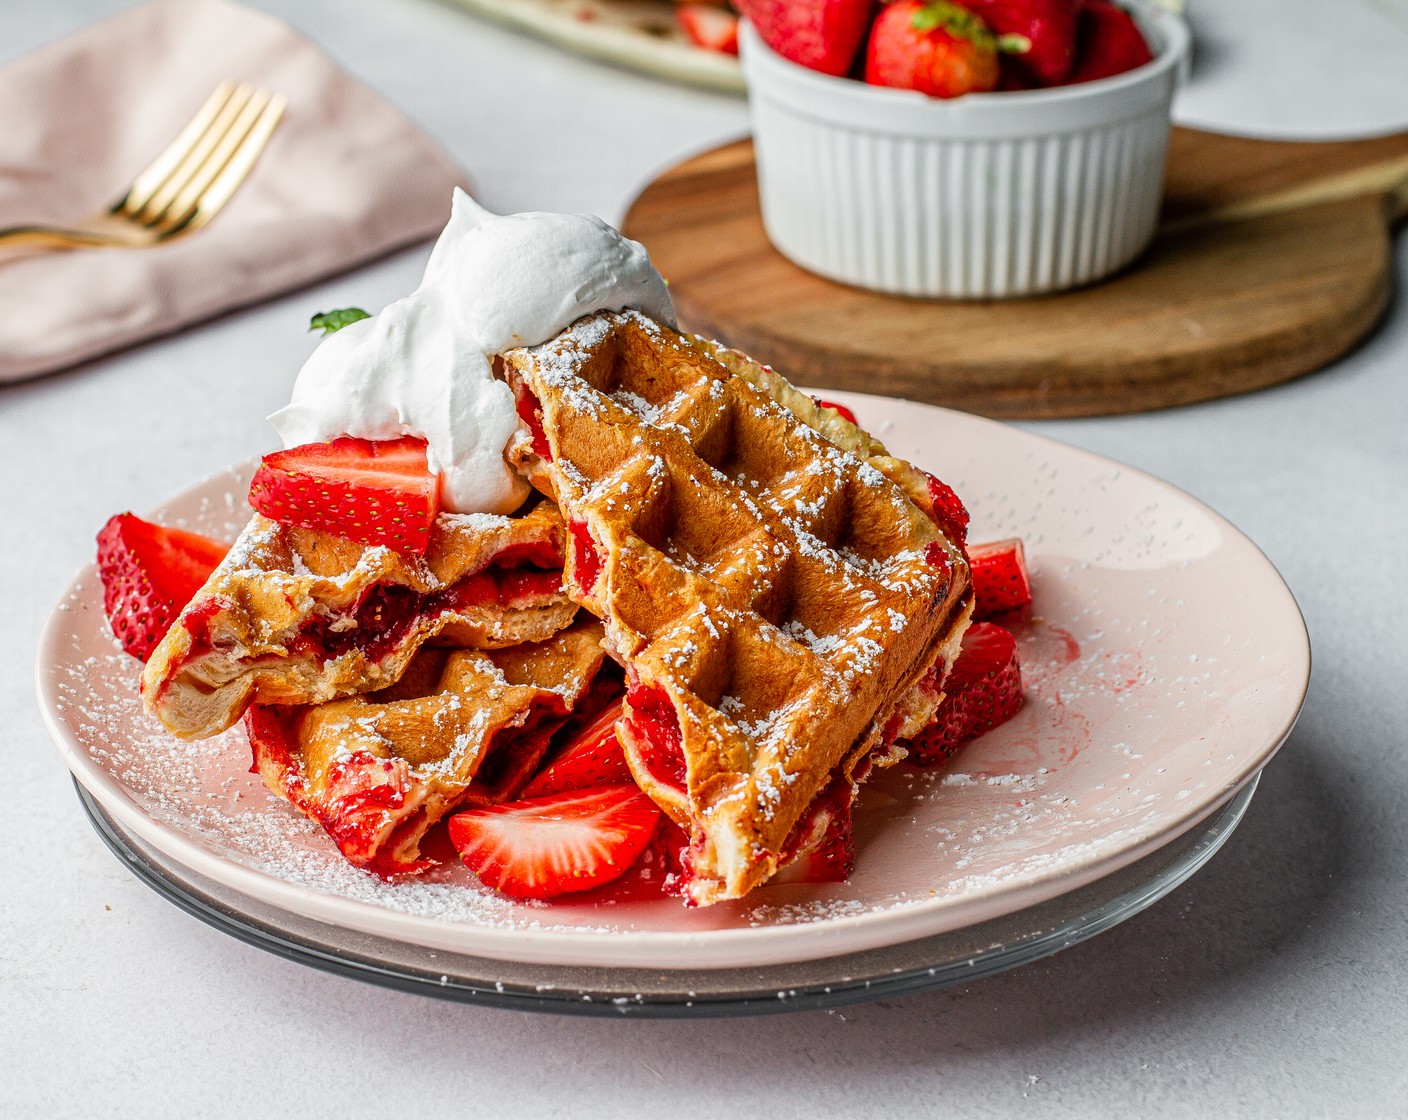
left=37, top=399, right=1308, bottom=969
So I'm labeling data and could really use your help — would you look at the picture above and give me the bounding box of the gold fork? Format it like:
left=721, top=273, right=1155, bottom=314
left=0, top=81, right=286, bottom=255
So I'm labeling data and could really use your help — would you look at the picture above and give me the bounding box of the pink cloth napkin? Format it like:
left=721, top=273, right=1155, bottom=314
left=0, top=0, right=467, bottom=382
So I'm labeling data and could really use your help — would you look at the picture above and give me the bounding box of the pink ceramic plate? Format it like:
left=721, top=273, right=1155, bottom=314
left=37, top=396, right=1309, bottom=970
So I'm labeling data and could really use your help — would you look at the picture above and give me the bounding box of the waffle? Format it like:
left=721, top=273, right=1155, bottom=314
left=502, top=311, right=972, bottom=905
left=698, top=339, right=950, bottom=521
left=143, top=500, right=576, bottom=740
left=245, top=618, right=609, bottom=875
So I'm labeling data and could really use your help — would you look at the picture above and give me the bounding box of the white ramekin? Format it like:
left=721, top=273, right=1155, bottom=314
left=740, top=2, right=1190, bottom=298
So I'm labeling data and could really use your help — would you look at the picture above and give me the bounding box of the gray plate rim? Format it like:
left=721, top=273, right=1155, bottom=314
left=76, top=773, right=1257, bottom=1018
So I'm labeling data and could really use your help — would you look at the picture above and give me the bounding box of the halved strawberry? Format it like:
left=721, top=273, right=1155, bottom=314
left=677, top=3, right=740, bottom=54
left=448, top=785, right=661, bottom=900
left=247, top=436, right=441, bottom=555
left=520, top=701, right=631, bottom=797
left=97, top=513, right=230, bottom=661
left=906, top=621, right=1023, bottom=765
left=969, top=537, right=1032, bottom=618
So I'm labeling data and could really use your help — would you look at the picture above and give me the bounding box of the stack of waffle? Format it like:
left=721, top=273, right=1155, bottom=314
left=142, top=310, right=970, bottom=904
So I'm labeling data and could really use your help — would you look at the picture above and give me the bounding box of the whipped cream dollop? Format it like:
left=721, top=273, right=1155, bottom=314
left=269, top=188, right=676, bottom=514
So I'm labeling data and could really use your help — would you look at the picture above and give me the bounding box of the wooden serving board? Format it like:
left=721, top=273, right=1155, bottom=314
left=622, top=128, right=1408, bottom=418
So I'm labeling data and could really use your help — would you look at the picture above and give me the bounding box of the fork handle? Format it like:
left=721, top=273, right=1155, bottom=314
left=0, top=226, right=125, bottom=255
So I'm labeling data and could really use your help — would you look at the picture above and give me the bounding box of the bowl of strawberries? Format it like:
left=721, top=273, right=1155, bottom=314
left=737, top=0, right=1190, bottom=297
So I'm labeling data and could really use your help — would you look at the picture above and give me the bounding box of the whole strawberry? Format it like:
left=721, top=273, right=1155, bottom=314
left=1065, top=0, right=1153, bottom=84
left=959, top=0, right=1079, bottom=86
left=865, top=1, right=1002, bottom=99
left=739, top=0, right=876, bottom=77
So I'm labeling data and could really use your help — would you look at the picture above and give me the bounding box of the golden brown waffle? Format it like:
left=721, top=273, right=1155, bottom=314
left=502, top=311, right=971, bottom=905
left=245, top=618, right=608, bottom=875
left=699, top=339, right=948, bottom=520
left=143, top=500, right=576, bottom=740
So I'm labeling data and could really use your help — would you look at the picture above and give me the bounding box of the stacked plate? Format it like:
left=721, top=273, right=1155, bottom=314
left=38, top=395, right=1308, bottom=1016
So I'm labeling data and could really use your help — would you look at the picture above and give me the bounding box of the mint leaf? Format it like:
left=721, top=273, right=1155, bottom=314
left=309, top=307, right=370, bottom=336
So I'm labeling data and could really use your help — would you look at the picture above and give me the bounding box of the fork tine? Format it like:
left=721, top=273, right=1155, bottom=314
left=149, top=87, right=269, bottom=231
left=114, top=81, right=237, bottom=216
left=128, top=83, right=257, bottom=224
left=171, top=92, right=287, bottom=236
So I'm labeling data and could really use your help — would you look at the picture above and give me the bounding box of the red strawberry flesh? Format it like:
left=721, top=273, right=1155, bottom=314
left=513, top=384, right=553, bottom=460
left=906, top=621, right=1023, bottom=765
left=922, top=471, right=970, bottom=547
left=447, top=785, right=662, bottom=899
left=624, top=681, right=688, bottom=793
left=812, top=396, right=858, bottom=425
left=279, top=565, right=564, bottom=667
left=865, top=0, right=1002, bottom=98
left=969, top=537, right=1033, bottom=618
left=960, top=0, right=1080, bottom=86
left=568, top=518, right=605, bottom=595
left=488, top=539, right=565, bottom=569
left=677, top=3, right=740, bottom=54
left=97, top=513, right=229, bottom=661
left=739, top=0, right=876, bottom=77
left=521, top=700, right=632, bottom=797
left=772, top=770, right=857, bottom=884
left=1064, top=0, right=1153, bottom=84
left=248, top=436, right=441, bottom=555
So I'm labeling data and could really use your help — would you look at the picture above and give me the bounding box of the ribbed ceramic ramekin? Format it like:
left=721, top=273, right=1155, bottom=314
left=740, top=3, right=1190, bottom=298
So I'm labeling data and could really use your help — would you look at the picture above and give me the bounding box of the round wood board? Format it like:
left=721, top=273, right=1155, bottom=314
left=622, top=128, right=1408, bottom=418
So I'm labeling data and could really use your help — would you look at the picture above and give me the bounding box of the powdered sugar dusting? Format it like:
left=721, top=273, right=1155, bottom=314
left=39, top=398, right=1304, bottom=961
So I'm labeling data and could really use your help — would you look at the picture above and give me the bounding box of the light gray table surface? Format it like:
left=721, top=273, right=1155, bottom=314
left=5, top=0, right=1406, bottom=1116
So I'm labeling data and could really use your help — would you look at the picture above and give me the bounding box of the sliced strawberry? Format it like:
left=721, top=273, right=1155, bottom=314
left=812, top=396, right=858, bottom=425
left=738, top=0, right=875, bottom=77
left=247, top=436, right=441, bottom=555
left=1063, top=0, right=1153, bottom=84
left=969, top=537, right=1032, bottom=618
left=922, top=471, right=970, bottom=547
left=97, top=513, right=230, bottom=661
left=771, top=771, right=856, bottom=884
left=906, top=621, right=1023, bottom=765
left=576, top=820, right=679, bottom=902
left=520, top=701, right=631, bottom=797
left=447, top=785, right=662, bottom=900
left=677, top=3, right=740, bottom=54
